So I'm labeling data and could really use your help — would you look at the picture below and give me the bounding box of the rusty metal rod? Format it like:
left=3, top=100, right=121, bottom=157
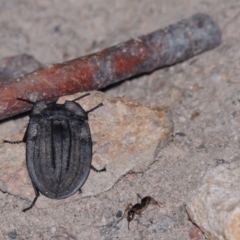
left=0, top=13, right=221, bottom=120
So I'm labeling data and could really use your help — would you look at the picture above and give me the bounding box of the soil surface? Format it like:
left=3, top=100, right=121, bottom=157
left=0, top=1, right=240, bottom=240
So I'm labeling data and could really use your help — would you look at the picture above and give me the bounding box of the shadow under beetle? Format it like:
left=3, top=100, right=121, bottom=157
left=4, top=93, right=106, bottom=212
left=109, top=194, right=162, bottom=232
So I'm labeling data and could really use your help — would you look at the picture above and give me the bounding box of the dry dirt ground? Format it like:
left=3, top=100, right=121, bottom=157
left=0, top=1, right=240, bottom=239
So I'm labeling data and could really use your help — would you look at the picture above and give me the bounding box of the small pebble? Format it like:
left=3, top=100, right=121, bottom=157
left=116, top=210, right=123, bottom=218
left=7, top=230, right=17, bottom=239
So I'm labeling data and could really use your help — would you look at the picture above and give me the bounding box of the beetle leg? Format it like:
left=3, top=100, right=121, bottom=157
left=4, top=123, right=29, bottom=143
left=91, top=165, right=106, bottom=172
left=22, top=124, right=30, bottom=143
left=3, top=140, right=23, bottom=144
left=22, top=188, right=40, bottom=212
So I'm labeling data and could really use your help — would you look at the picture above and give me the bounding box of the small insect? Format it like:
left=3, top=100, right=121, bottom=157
left=109, top=194, right=162, bottom=232
left=4, top=93, right=106, bottom=212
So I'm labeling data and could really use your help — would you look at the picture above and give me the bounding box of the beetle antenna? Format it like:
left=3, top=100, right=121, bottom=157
left=87, top=103, right=103, bottom=114
left=16, top=97, right=35, bottom=105
left=72, top=93, right=90, bottom=102
left=72, top=93, right=103, bottom=114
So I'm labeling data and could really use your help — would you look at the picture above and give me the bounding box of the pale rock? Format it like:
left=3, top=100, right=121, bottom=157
left=0, top=91, right=173, bottom=208
left=187, top=157, right=240, bottom=240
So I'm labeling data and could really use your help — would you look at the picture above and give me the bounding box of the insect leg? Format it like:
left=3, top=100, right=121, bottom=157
left=77, top=166, right=105, bottom=195
left=22, top=124, right=30, bottom=143
left=149, top=197, right=162, bottom=208
left=91, top=165, right=106, bottom=172
left=136, top=213, right=142, bottom=230
left=22, top=187, right=40, bottom=212
left=3, top=140, right=23, bottom=144
left=125, top=204, right=134, bottom=230
left=137, top=193, right=142, bottom=202
left=4, top=123, right=29, bottom=143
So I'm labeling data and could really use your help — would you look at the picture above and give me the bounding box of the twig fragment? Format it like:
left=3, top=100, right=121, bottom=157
left=0, top=13, right=221, bottom=120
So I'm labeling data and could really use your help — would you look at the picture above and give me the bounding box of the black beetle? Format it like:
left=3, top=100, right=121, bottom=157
left=4, top=93, right=106, bottom=211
